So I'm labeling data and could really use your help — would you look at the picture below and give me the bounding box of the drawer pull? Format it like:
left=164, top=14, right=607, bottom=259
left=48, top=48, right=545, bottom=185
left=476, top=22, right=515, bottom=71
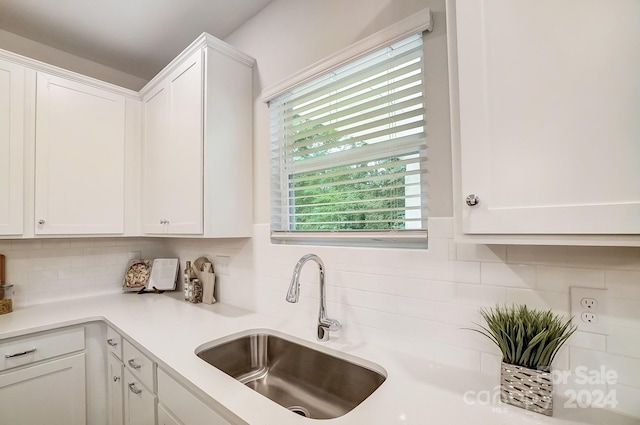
left=128, top=359, right=142, bottom=369
left=5, top=348, right=37, bottom=359
left=128, top=383, right=142, bottom=395
left=107, top=338, right=118, bottom=347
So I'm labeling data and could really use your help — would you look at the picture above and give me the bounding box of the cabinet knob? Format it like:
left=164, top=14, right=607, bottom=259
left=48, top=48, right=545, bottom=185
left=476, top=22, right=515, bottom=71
left=465, top=194, right=480, bottom=207
left=113, top=376, right=120, bottom=382
left=38, top=219, right=45, bottom=225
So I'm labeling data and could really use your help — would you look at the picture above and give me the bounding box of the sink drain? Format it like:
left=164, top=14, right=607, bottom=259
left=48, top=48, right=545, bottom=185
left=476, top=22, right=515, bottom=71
left=287, top=406, right=310, bottom=417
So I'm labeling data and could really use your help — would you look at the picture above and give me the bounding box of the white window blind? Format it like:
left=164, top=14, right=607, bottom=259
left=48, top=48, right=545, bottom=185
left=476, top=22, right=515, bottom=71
left=270, top=34, right=427, bottom=248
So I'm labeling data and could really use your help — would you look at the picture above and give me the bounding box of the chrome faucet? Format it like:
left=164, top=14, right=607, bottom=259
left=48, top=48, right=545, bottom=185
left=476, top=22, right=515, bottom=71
left=286, top=254, right=341, bottom=342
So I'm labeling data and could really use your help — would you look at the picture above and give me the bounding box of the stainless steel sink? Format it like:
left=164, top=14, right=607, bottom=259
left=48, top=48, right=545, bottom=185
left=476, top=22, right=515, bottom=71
left=195, top=330, right=387, bottom=419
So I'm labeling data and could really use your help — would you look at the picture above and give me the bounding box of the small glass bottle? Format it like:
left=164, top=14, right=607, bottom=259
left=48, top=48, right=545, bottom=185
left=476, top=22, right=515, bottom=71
left=183, top=261, right=193, bottom=301
left=0, top=284, right=14, bottom=315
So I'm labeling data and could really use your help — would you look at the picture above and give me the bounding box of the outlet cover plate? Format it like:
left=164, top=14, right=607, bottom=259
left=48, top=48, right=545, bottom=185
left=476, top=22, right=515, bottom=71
left=570, top=287, right=608, bottom=334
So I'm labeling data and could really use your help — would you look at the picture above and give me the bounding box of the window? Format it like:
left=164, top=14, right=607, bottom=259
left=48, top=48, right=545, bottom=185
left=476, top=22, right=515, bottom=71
left=269, top=34, right=427, bottom=248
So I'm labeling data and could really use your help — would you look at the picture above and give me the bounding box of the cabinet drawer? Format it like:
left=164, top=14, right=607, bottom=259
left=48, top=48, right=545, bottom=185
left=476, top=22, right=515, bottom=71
left=0, top=327, right=85, bottom=372
left=123, top=339, right=154, bottom=391
left=106, top=326, right=123, bottom=360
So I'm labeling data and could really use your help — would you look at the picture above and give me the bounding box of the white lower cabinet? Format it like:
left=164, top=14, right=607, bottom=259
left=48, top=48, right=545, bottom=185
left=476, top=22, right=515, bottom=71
left=108, top=353, right=125, bottom=425
left=106, top=330, right=157, bottom=425
left=157, top=404, right=182, bottom=425
left=0, top=328, right=86, bottom=425
left=124, top=368, right=157, bottom=425
left=158, top=368, right=232, bottom=425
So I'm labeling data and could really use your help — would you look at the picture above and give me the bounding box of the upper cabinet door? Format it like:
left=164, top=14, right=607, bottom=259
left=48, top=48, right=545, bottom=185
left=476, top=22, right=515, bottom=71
left=142, top=50, right=203, bottom=235
left=0, top=59, right=25, bottom=236
left=451, top=0, right=640, bottom=236
left=35, top=73, right=126, bottom=234
left=141, top=83, right=170, bottom=234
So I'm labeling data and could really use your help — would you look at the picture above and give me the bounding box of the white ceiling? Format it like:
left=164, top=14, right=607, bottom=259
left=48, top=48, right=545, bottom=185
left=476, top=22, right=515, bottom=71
left=0, top=0, right=273, bottom=81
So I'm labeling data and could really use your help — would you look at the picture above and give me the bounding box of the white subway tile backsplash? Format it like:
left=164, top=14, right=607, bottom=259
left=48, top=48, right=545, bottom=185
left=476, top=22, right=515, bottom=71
left=536, top=266, right=605, bottom=292
left=569, top=346, right=640, bottom=389
left=569, top=331, right=607, bottom=351
left=339, top=305, right=399, bottom=332
left=480, top=352, right=502, bottom=376
left=332, top=261, right=400, bottom=278
left=395, top=297, right=438, bottom=321
left=331, top=270, right=395, bottom=293
left=435, top=302, right=481, bottom=327
left=1, top=237, right=167, bottom=307
left=607, top=327, right=640, bottom=358
left=456, top=283, right=507, bottom=307
left=567, top=247, right=640, bottom=270
left=606, top=270, right=640, bottom=297
left=507, top=245, right=569, bottom=266
left=456, top=327, right=501, bottom=355
left=481, top=263, right=537, bottom=288
left=505, top=288, right=570, bottom=314
left=337, top=287, right=398, bottom=314
left=608, top=298, right=640, bottom=330
left=391, top=278, right=457, bottom=302
left=3, top=223, right=639, bottom=417
left=422, top=237, right=451, bottom=260
left=552, top=345, right=570, bottom=371
left=456, top=244, right=507, bottom=263
left=610, top=383, right=640, bottom=418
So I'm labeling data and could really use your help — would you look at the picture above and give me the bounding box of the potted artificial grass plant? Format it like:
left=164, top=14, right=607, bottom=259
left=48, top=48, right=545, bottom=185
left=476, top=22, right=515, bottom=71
left=470, top=304, right=576, bottom=416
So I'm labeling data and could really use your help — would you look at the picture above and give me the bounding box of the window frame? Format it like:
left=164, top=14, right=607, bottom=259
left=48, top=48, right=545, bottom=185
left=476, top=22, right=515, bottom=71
left=263, top=9, right=434, bottom=249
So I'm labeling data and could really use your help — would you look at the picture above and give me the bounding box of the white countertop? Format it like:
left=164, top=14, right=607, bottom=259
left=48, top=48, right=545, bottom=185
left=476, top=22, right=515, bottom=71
left=0, top=293, right=636, bottom=425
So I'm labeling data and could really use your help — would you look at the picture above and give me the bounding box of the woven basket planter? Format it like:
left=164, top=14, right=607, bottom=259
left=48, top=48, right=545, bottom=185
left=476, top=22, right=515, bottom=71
left=501, top=362, right=553, bottom=416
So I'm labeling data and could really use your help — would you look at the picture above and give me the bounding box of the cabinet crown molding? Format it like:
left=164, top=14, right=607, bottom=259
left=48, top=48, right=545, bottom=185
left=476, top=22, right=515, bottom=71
left=139, top=32, right=256, bottom=98
left=0, top=48, right=139, bottom=99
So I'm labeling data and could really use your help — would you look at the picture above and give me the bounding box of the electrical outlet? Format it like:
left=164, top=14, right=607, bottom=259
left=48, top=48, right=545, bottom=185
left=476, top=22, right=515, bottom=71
left=570, top=287, right=608, bottom=334
left=581, top=312, right=598, bottom=324
left=580, top=297, right=598, bottom=310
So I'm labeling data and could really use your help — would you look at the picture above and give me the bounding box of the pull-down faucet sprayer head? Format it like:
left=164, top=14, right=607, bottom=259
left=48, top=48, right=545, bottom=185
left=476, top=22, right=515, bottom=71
left=286, top=274, right=300, bottom=303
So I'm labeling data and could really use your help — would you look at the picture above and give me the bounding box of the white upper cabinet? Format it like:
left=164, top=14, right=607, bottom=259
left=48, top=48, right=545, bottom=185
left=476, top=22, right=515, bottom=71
left=141, top=34, right=254, bottom=237
left=142, top=51, right=204, bottom=234
left=0, top=59, right=25, bottom=236
left=448, top=0, right=640, bottom=245
left=34, top=73, right=127, bottom=235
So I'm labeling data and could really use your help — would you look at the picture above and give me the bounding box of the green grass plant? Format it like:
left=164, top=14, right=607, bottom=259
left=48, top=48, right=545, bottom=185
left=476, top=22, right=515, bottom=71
left=469, top=305, right=576, bottom=370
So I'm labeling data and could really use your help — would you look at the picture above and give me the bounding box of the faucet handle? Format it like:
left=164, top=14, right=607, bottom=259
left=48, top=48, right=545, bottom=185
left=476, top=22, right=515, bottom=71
left=317, top=318, right=341, bottom=341
left=320, top=318, right=341, bottom=332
